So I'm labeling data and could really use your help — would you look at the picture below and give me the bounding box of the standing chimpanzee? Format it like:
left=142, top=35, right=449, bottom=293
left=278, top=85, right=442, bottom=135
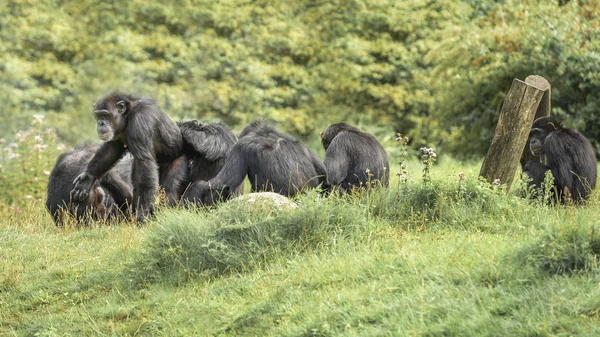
left=46, top=145, right=133, bottom=225
left=182, top=121, right=327, bottom=206
left=70, top=93, right=184, bottom=221
left=320, top=122, right=389, bottom=193
left=523, top=116, right=597, bottom=203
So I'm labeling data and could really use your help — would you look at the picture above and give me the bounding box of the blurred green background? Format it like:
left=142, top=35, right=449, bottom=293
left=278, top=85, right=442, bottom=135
left=1, top=0, right=598, bottom=157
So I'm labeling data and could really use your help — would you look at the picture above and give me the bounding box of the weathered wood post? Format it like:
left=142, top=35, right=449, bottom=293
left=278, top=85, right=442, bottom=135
left=520, top=75, right=551, bottom=166
left=479, top=76, right=549, bottom=189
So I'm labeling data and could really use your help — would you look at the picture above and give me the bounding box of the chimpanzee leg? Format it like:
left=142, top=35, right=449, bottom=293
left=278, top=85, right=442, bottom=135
left=159, top=155, right=190, bottom=205
left=523, top=160, right=551, bottom=190
left=132, top=158, right=159, bottom=221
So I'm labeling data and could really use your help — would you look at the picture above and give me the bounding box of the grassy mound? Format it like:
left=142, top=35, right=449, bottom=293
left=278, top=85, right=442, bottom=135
left=133, top=191, right=371, bottom=284
left=521, top=211, right=600, bottom=275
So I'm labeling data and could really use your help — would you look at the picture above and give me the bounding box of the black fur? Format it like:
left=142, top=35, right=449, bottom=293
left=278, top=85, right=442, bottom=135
left=320, top=122, right=389, bottom=193
left=70, top=93, right=183, bottom=221
left=523, top=116, right=597, bottom=202
left=46, top=145, right=133, bottom=225
left=182, top=121, right=326, bottom=206
left=178, top=120, right=239, bottom=183
left=160, top=120, right=242, bottom=201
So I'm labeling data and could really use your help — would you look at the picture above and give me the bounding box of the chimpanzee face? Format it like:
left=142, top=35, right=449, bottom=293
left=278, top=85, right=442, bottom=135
left=529, top=129, right=546, bottom=157
left=528, top=116, right=560, bottom=157
left=93, top=99, right=127, bottom=142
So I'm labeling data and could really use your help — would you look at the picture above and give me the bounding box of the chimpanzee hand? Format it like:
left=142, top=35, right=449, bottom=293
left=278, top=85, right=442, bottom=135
left=71, top=172, right=95, bottom=202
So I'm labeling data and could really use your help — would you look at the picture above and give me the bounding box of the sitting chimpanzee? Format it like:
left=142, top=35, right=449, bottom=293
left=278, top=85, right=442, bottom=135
left=523, top=116, right=597, bottom=203
left=320, top=122, right=389, bottom=193
left=70, top=93, right=184, bottom=221
left=182, top=121, right=327, bottom=206
left=46, top=145, right=133, bottom=225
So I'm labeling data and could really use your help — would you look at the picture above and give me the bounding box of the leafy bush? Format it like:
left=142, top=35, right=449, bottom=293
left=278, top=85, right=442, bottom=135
left=1, top=1, right=597, bottom=157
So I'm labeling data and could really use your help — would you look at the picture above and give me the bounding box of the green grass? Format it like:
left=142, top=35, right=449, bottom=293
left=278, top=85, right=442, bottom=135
left=2, top=160, right=600, bottom=336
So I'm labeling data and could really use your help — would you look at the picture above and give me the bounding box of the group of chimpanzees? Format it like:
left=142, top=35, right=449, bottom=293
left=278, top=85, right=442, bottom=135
left=45, top=93, right=390, bottom=225
left=46, top=93, right=597, bottom=225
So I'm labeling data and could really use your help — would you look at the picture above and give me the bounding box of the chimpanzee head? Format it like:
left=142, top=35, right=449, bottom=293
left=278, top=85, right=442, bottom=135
left=529, top=116, right=561, bottom=157
left=92, top=93, right=137, bottom=142
left=320, top=122, right=359, bottom=150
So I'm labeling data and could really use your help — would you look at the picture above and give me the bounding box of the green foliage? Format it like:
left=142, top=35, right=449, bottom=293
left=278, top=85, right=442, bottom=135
left=1, top=0, right=598, bottom=156
left=0, top=115, right=64, bottom=206
left=368, top=173, right=531, bottom=232
left=427, top=0, right=600, bottom=156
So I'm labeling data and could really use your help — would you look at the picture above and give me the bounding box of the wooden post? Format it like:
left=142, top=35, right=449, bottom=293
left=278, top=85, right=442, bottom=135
left=520, top=75, right=551, bottom=166
left=479, top=77, right=548, bottom=189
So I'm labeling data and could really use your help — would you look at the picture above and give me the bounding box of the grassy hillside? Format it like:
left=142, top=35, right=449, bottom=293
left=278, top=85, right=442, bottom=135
left=2, top=160, right=600, bottom=336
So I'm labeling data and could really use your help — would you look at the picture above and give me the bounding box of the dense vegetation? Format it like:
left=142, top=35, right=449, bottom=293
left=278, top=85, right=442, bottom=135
left=1, top=0, right=599, bottom=156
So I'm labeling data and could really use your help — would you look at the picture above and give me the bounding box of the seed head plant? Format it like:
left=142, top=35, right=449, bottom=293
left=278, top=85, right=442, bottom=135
left=395, top=133, right=409, bottom=184
left=420, top=147, right=437, bottom=184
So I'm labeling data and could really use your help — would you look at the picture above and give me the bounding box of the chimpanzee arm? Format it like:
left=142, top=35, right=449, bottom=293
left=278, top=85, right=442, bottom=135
left=181, top=149, right=246, bottom=206
left=523, top=160, right=551, bottom=189
left=209, top=146, right=247, bottom=196
left=127, top=115, right=160, bottom=221
left=132, top=157, right=159, bottom=220
left=71, top=141, right=125, bottom=202
left=323, top=143, right=349, bottom=187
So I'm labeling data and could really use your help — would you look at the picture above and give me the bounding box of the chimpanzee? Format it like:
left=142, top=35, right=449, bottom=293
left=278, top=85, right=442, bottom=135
left=161, top=120, right=242, bottom=201
left=46, top=145, right=133, bottom=225
left=523, top=116, right=597, bottom=203
left=320, top=122, right=389, bottom=193
left=178, top=120, right=239, bottom=182
left=182, top=121, right=327, bottom=206
left=70, top=93, right=183, bottom=221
